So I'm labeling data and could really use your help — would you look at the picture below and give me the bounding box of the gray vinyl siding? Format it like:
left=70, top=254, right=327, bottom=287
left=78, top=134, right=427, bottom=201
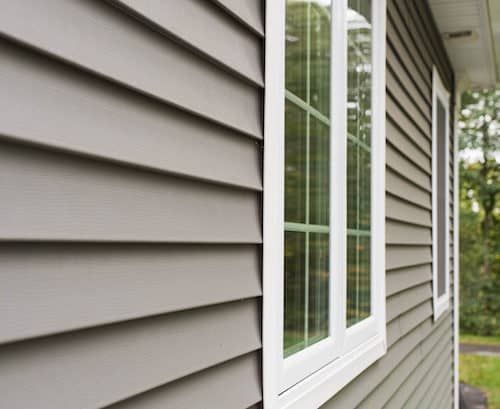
left=0, top=1, right=263, bottom=409
left=0, top=0, right=457, bottom=408
left=322, top=1, right=456, bottom=408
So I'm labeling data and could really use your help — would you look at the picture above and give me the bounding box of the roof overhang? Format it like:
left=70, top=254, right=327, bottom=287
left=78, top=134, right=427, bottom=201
left=429, top=0, right=499, bottom=88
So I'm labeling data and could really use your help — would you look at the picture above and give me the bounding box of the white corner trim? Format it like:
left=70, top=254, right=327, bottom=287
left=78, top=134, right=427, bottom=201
left=452, top=81, right=464, bottom=409
left=431, top=66, right=451, bottom=321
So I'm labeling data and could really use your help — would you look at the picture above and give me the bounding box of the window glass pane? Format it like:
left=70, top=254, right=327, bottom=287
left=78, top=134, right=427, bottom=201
left=359, top=146, right=371, bottom=230
left=437, top=100, right=447, bottom=297
left=284, top=0, right=331, bottom=357
left=310, top=2, right=331, bottom=116
left=347, top=235, right=371, bottom=327
left=286, top=1, right=308, bottom=101
left=285, top=101, right=307, bottom=223
left=346, top=235, right=357, bottom=326
left=284, top=231, right=306, bottom=357
left=358, top=236, right=371, bottom=318
left=347, top=139, right=358, bottom=229
left=310, top=117, right=330, bottom=225
left=346, top=0, right=372, bottom=327
left=309, top=233, right=329, bottom=343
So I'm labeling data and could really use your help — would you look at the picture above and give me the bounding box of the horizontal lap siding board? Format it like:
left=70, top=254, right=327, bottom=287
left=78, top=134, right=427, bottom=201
left=386, top=264, right=432, bottom=297
left=104, top=352, right=262, bottom=409
left=0, top=300, right=261, bottom=409
left=387, top=3, right=432, bottom=95
left=385, top=332, right=452, bottom=409
left=111, top=0, right=264, bottom=86
left=386, top=144, right=431, bottom=190
left=386, top=43, right=430, bottom=114
left=357, top=316, right=452, bottom=409
left=1, top=244, right=261, bottom=344
left=387, top=95, right=432, bottom=151
left=322, top=0, right=455, bottom=408
left=386, top=194, right=432, bottom=227
left=387, top=119, right=431, bottom=172
left=0, top=37, right=261, bottom=190
left=386, top=169, right=432, bottom=209
left=0, top=0, right=263, bottom=408
left=0, top=140, right=261, bottom=242
left=0, top=0, right=262, bottom=138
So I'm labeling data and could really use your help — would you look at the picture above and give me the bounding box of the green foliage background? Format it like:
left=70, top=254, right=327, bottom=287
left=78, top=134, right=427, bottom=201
left=459, top=88, right=500, bottom=336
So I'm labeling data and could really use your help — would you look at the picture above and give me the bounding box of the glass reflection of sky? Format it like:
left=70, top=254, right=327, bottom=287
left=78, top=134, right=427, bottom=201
left=347, top=8, right=371, bottom=30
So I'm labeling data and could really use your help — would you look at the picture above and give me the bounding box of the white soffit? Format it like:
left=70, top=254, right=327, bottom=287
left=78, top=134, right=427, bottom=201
left=429, top=0, right=498, bottom=88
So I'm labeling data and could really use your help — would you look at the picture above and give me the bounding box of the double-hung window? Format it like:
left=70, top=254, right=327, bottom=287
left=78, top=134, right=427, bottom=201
left=432, top=66, right=450, bottom=320
left=263, top=0, right=386, bottom=407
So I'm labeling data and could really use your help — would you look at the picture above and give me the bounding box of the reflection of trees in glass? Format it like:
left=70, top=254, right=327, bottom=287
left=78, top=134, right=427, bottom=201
left=286, top=1, right=331, bottom=116
left=347, top=236, right=371, bottom=326
left=310, top=3, right=331, bottom=116
left=284, top=231, right=306, bottom=356
left=285, top=101, right=307, bottom=223
left=310, top=118, right=329, bottom=225
left=284, top=0, right=331, bottom=357
left=308, top=233, right=329, bottom=342
left=286, top=2, right=307, bottom=102
left=346, top=0, right=372, bottom=326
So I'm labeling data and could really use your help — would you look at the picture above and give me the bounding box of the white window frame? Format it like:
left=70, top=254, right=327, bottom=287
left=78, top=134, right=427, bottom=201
left=431, top=66, right=451, bottom=320
left=263, top=1, right=387, bottom=408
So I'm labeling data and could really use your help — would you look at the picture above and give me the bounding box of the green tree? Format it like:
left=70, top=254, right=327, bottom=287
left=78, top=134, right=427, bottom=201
left=459, top=88, right=500, bottom=335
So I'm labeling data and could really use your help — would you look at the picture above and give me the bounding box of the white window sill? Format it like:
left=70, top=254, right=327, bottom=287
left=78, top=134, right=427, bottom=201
left=276, top=334, right=387, bottom=409
left=433, top=294, right=450, bottom=321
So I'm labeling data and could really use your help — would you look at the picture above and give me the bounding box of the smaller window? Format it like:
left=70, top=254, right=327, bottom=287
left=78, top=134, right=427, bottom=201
left=432, top=66, right=450, bottom=320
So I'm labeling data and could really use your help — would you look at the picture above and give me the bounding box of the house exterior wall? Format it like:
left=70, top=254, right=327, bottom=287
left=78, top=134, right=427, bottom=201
left=0, top=0, right=456, bottom=408
left=322, top=1, right=456, bottom=408
left=0, top=1, right=264, bottom=408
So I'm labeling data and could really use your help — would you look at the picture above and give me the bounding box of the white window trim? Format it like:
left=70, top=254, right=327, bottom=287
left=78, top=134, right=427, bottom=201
left=431, top=66, right=451, bottom=321
left=263, top=1, right=386, bottom=407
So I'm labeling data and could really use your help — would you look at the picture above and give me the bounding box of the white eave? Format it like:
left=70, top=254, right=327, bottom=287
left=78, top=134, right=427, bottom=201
left=429, top=0, right=499, bottom=88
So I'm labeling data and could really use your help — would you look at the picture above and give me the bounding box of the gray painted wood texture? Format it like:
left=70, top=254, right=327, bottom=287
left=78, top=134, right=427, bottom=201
left=0, top=0, right=263, bottom=408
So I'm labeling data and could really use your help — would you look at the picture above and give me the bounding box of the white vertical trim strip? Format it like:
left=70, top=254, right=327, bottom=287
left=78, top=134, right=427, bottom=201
left=372, top=0, right=387, bottom=350
left=263, top=0, right=285, bottom=407
left=453, top=86, right=461, bottom=409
